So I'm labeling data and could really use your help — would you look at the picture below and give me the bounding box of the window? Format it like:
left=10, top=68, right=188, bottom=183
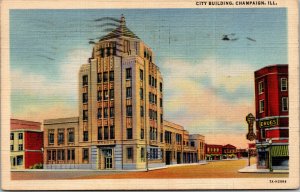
left=113, top=46, right=117, bottom=55
left=100, top=48, right=104, bottom=57
left=106, top=47, right=111, bottom=56
left=17, top=155, right=23, bottom=165
left=160, top=114, right=163, bottom=123
left=150, top=148, right=159, bottom=159
left=48, top=130, right=54, bottom=144
left=282, top=97, right=288, bottom=111
left=98, top=108, right=102, bottom=119
left=160, top=82, right=163, bottom=92
left=18, top=133, right=23, bottom=140
left=258, top=81, right=264, bottom=94
left=140, top=88, right=143, bottom=100
left=126, top=68, right=132, bottom=79
left=67, top=149, right=75, bottom=160
left=151, top=77, right=155, bottom=87
left=110, top=126, right=115, bottom=139
left=127, top=128, right=133, bottom=139
left=259, top=100, right=264, bottom=113
left=52, top=151, right=56, bottom=161
left=110, top=107, right=114, bottom=118
left=47, top=150, right=51, bottom=161
left=83, top=110, right=88, bottom=120
left=10, top=145, right=14, bottom=151
left=68, top=128, right=74, bottom=143
left=140, top=129, right=144, bottom=139
left=154, top=78, right=157, bottom=88
left=82, top=75, right=88, bottom=86
left=160, top=98, right=163, bottom=107
left=127, top=147, right=133, bottom=159
left=160, top=133, right=163, bottom=142
left=103, top=90, right=109, bottom=100
left=98, top=127, right=102, bottom=140
left=109, top=89, right=114, bottom=99
left=57, top=149, right=65, bottom=161
left=281, top=78, right=288, bottom=91
left=103, top=72, right=108, bottom=82
left=141, top=147, right=145, bottom=159
left=126, top=105, right=132, bottom=116
left=191, top=141, right=195, bottom=147
left=58, top=129, right=64, bottom=144
left=83, top=131, right=88, bottom=141
left=140, top=106, right=144, bottom=117
left=126, top=87, right=132, bottom=98
left=83, top=148, right=89, bottom=162
left=97, top=73, right=102, bottom=83
left=140, top=69, right=143, bottom=80
left=82, top=92, right=88, bottom=103
left=104, top=126, right=109, bottom=140
left=10, top=133, right=14, bottom=140
left=104, top=107, right=108, bottom=118
left=149, top=75, right=151, bottom=85
left=109, top=71, right=114, bottom=81
left=18, top=144, right=23, bottom=151
left=97, top=91, right=102, bottom=101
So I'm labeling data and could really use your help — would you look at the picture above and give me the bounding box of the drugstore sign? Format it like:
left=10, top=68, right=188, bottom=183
left=259, top=118, right=279, bottom=128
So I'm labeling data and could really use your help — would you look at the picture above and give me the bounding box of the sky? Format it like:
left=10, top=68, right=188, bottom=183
left=10, top=8, right=287, bottom=148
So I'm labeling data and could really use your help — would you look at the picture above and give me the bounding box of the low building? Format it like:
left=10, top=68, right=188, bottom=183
left=10, top=119, right=43, bottom=169
left=205, top=144, right=223, bottom=160
left=222, top=144, right=237, bottom=159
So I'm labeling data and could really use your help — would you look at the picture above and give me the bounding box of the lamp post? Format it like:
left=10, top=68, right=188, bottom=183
left=248, top=148, right=250, bottom=166
left=245, top=113, right=256, bottom=167
left=268, top=139, right=273, bottom=172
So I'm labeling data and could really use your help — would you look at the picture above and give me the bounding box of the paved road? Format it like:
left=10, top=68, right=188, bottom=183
left=11, top=159, right=288, bottom=180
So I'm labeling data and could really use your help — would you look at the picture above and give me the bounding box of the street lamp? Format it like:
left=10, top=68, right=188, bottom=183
left=268, top=139, right=273, bottom=172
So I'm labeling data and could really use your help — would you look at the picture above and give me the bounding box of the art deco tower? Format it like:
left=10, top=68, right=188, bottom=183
left=78, top=16, right=165, bottom=169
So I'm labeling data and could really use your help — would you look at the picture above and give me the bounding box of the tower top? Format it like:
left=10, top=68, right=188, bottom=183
left=99, top=15, right=139, bottom=41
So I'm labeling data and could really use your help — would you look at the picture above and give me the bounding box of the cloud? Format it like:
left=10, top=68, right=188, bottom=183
left=161, top=58, right=256, bottom=147
left=11, top=48, right=90, bottom=122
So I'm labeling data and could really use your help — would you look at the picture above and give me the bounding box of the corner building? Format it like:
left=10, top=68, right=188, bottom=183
left=44, top=16, right=205, bottom=170
left=254, top=64, right=288, bottom=170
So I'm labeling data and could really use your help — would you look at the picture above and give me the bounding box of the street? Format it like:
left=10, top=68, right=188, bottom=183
left=11, top=158, right=288, bottom=180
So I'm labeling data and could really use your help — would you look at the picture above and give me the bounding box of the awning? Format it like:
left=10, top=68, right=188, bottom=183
left=271, top=145, right=289, bottom=157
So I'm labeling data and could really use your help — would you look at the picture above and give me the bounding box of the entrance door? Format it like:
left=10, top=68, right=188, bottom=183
left=166, top=151, right=171, bottom=165
left=102, top=149, right=113, bottom=169
left=177, top=152, right=181, bottom=164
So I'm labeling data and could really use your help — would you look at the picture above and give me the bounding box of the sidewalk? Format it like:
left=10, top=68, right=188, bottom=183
left=238, top=164, right=289, bottom=173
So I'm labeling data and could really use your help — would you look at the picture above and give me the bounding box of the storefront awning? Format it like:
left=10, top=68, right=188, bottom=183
left=271, top=145, right=288, bottom=157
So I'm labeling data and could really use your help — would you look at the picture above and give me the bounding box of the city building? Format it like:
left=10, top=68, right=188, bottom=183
left=205, top=144, right=223, bottom=160
left=222, top=144, right=237, bottom=159
left=43, top=16, right=205, bottom=170
left=254, top=64, right=288, bottom=170
left=10, top=119, right=43, bottom=169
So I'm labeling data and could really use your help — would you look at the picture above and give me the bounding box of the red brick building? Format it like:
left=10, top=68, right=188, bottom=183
left=254, top=64, right=288, bottom=170
left=10, top=119, right=43, bottom=169
left=222, top=144, right=237, bottom=159
left=205, top=144, right=223, bottom=160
